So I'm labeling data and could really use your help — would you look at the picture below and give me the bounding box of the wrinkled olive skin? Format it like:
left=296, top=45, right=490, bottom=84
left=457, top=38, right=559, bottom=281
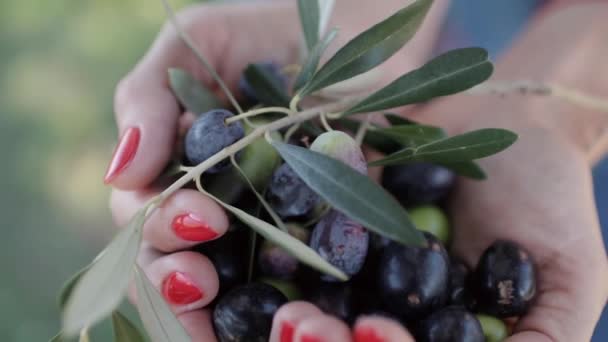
left=449, top=257, right=472, bottom=307
left=310, top=210, right=369, bottom=281
left=305, top=282, right=358, bottom=324
left=266, top=163, right=321, bottom=220
left=310, top=131, right=367, bottom=175
left=473, top=240, right=537, bottom=317
left=258, top=224, right=309, bottom=279
left=213, top=283, right=287, bottom=342
left=377, top=233, right=449, bottom=321
left=381, top=163, right=455, bottom=207
left=416, top=306, right=484, bottom=342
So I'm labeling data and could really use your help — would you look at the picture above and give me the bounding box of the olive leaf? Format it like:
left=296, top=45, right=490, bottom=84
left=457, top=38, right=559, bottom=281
left=294, top=28, right=338, bottom=91
left=112, top=311, right=146, bottom=342
left=243, top=63, right=291, bottom=107
left=133, top=265, right=191, bottom=342
left=62, top=208, right=146, bottom=336
left=384, top=112, right=418, bottom=126
left=49, top=333, right=64, bottom=342
left=346, top=47, right=493, bottom=114
left=438, top=161, right=487, bottom=180
left=301, top=0, right=433, bottom=95
left=375, top=124, right=446, bottom=146
left=297, top=0, right=320, bottom=51
left=199, top=184, right=348, bottom=281
left=168, top=68, right=222, bottom=114
left=317, top=0, right=335, bottom=39
left=79, top=329, right=91, bottom=342
left=58, top=264, right=93, bottom=310
left=369, top=128, right=518, bottom=166
left=337, top=118, right=402, bottom=155
left=272, top=141, right=425, bottom=246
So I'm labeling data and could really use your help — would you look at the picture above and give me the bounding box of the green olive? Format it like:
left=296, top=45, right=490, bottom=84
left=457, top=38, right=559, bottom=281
left=408, top=205, right=450, bottom=244
left=310, top=131, right=367, bottom=174
left=258, top=277, right=302, bottom=301
left=476, top=314, right=508, bottom=342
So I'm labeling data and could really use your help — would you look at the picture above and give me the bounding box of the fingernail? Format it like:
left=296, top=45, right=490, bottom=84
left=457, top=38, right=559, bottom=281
left=172, top=213, right=219, bottom=242
left=300, top=334, right=323, bottom=342
left=162, top=272, right=203, bottom=305
left=280, top=321, right=295, bottom=342
left=104, top=126, right=140, bottom=184
left=354, top=326, right=385, bottom=342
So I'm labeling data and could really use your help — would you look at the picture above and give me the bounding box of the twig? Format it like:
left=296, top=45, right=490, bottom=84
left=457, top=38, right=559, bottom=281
left=319, top=112, right=334, bottom=132
left=160, top=0, right=243, bottom=114
left=355, top=113, right=374, bottom=146
left=225, top=107, right=296, bottom=124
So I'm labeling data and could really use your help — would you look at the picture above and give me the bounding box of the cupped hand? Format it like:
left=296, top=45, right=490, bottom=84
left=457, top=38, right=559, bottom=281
left=107, top=1, right=447, bottom=341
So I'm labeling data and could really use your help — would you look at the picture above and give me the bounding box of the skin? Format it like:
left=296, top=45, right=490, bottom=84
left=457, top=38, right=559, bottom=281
left=108, top=1, right=608, bottom=341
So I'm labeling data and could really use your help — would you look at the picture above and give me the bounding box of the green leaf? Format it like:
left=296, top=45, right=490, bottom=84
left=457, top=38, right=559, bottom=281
left=369, top=128, right=518, bottom=166
left=384, top=113, right=418, bottom=126
left=133, top=265, right=191, bottom=342
left=294, top=28, right=338, bottom=91
left=201, top=187, right=348, bottom=281
left=375, top=124, right=446, bottom=146
left=62, top=209, right=145, bottom=336
left=346, top=47, right=493, bottom=114
left=243, top=63, right=291, bottom=107
left=272, top=141, right=425, bottom=246
left=298, top=0, right=320, bottom=51
left=49, top=333, right=64, bottom=342
left=112, top=311, right=146, bottom=342
left=301, top=0, right=433, bottom=94
left=317, top=0, right=335, bottom=38
left=58, top=264, right=92, bottom=310
left=168, top=68, right=222, bottom=114
left=438, top=161, right=487, bottom=180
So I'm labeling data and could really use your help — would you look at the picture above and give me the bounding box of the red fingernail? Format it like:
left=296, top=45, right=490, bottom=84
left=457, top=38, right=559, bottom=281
left=162, top=272, right=203, bottom=305
left=172, top=213, right=219, bottom=242
left=300, top=334, right=323, bottom=342
left=280, top=321, right=295, bottom=342
left=354, top=326, right=385, bottom=342
left=104, top=127, right=140, bottom=184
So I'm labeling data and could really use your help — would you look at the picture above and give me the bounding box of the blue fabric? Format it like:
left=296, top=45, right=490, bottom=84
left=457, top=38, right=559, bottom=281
left=440, top=1, right=608, bottom=340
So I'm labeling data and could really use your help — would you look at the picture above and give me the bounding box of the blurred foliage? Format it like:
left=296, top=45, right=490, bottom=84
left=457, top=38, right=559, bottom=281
left=0, top=0, right=194, bottom=340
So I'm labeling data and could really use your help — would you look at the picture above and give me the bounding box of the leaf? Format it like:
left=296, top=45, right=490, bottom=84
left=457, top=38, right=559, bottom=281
left=243, top=63, right=291, bottom=107
left=376, top=124, right=446, bottom=146
left=294, top=28, right=338, bottom=91
left=79, top=329, right=91, bottom=342
left=49, top=333, right=64, bottom=342
left=438, top=161, right=487, bottom=180
left=200, top=185, right=348, bottom=281
left=134, top=265, right=191, bottom=342
left=338, top=118, right=401, bottom=155
left=272, top=141, right=425, bottom=246
left=346, top=47, right=493, bottom=114
left=298, top=0, right=320, bottom=51
left=384, top=112, right=418, bottom=126
left=168, top=68, right=222, bottom=114
left=58, top=264, right=92, bottom=310
left=62, top=209, right=145, bottom=336
left=301, top=0, right=433, bottom=94
left=369, top=128, right=518, bottom=166
left=112, top=311, right=146, bottom=342
left=317, top=0, right=335, bottom=38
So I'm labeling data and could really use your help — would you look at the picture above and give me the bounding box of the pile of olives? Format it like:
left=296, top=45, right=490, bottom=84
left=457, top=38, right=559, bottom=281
left=181, top=64, right=537, bottom=342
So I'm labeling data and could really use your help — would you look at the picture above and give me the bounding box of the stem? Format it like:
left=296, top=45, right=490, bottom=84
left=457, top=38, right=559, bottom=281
left=160, top=96, right=361, bottom=200
left=355, top=113, right=374, bottom=146
left=319, top=112, right=334, bottom=132
left=160, top=0, right=243, bottom=114
left=289, top=93, right=302, bottom=112
left=225, top=107, right=296, bottom=124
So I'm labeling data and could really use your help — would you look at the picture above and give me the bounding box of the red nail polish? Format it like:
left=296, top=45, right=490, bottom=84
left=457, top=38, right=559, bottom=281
left=300, top=335, right=323, bottom=342
left=162, top=272, right=203, bottom=305
left=104, top=127, right=140, bottom=184
left=280, top=321, right=295, bottom=342
left=354, top=326, right=385, bottom=342
left=172, top=213, right=219, bottom=242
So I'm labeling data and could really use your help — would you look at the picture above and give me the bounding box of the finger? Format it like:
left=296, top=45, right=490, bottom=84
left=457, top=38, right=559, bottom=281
left=178, top=310, right=218, bottom=342
left=293, top=314, right=352, bottom=342
left=137, top=251, right=219, bottom=314
left=110, top=188, right=229, bottom=252
left=353, top=316, right=415, bottom=342
left=269, top=301, right=323, bottom=342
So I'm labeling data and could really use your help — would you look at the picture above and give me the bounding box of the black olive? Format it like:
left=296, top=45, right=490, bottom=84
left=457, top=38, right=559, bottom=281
left=416, top=306, right=484, bottom=342
left=381, top=163, right=455, bottom=207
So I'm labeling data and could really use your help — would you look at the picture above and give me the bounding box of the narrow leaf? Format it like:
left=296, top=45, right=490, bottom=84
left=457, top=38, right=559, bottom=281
left=243, top=63, right=291, bottom=107
left=302, top=0, right=433, bottom=94
left=298, top=0, right=320, bottom=51
left=168, top=68, right=222, bottom=114
left=317, top=0, right=335, bottom=38
left=376, top=124, right=446, bottom=146
left=384, top=113, right=418, bottom=126
left=134, top=265, right=191, bottom=342
left=58, top=264, right=93, bottom=310
left=79, top=329, right=90, bottom=342
left=294, top=28, right=338, bottom=91
left=201, top=187, right=348, bottom=281
left=49, top=333, right=63, bottom=342
left=346, top=47, right=493, bottom=114
left=62, top=209, right=145, bottom=336
left=369, top=128, right=518, bottom=166
left=438, top=161, right=487, bottom=180
left=112, top=311, right=146, bottom=342
left=272, top=142, right=425, bottom=246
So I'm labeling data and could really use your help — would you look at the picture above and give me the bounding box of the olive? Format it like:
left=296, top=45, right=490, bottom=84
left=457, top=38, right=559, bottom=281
left=305, top=282, right=358, bottom=324
left=449, top=257, right=473, bottom=307
left=258, top=224, right=309, bottom=280
left=409, top=205, right=450, bottom=244
left=473, top=240, right=537, bottom=317
left=266, top=163, right=321, bottom=220
left=377, top=233, right=450, bottom=321
left=310, top=131, right=367, bottom=175
left=476, top=314, right=508, bottom=342
left=416, top=306, right=484, bottom=342
left=381, top=163, right=455, bottom=207
left=213, top=282, right=287, bottom=342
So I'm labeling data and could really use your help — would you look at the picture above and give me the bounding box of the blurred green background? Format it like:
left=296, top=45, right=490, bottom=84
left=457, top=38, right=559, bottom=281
left=0, top=1, right=194, bottom=340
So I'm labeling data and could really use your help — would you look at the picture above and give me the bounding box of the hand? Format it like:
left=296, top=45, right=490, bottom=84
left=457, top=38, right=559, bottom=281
left=107, top=1, right=447, bottom=341
left=413, top=3, right=608, bottom=341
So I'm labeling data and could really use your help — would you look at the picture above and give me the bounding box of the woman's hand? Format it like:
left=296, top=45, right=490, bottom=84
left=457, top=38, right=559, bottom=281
left=107, top=1, right=446, bottom=340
